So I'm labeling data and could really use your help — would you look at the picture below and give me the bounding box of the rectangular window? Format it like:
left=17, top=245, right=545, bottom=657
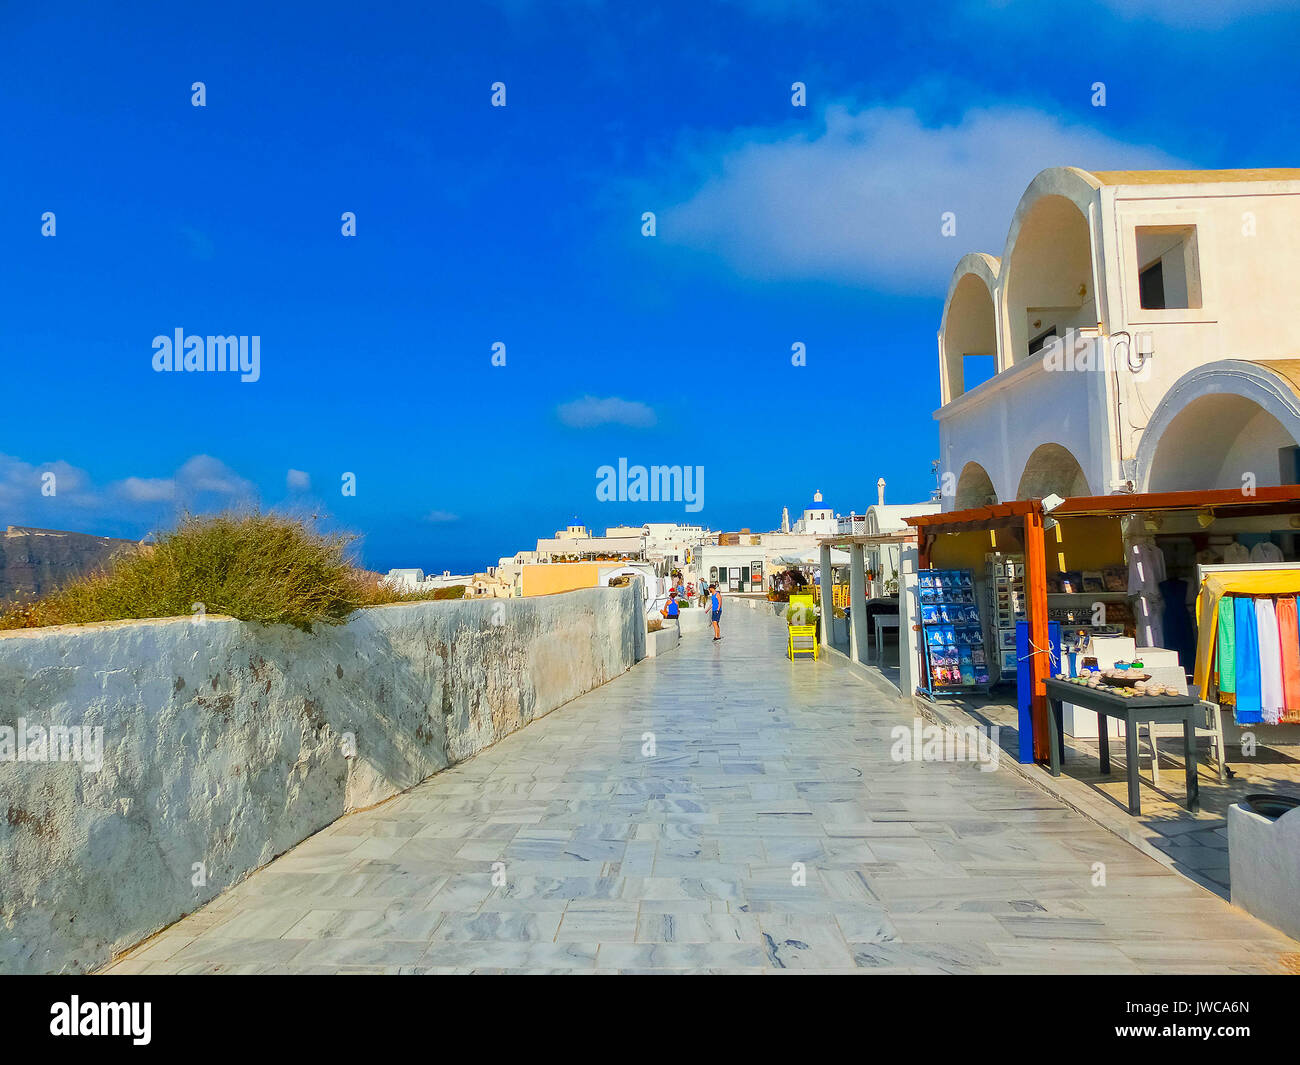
left=1136, top=225, right=1201, bottom=309
left=1028, top=326, right=1057, bottom=356
left=1138, top=260, right=1165, bottom=309
left=1281, top=445, right=1300, bottom=485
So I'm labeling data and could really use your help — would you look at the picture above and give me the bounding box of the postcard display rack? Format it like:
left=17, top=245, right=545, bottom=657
left=986, top=552, right=1026, bottom=682
left=918, top=569, right=991, bottom=697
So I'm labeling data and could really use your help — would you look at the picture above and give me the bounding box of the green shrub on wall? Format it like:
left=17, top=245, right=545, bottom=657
left=0, top=511, right=450, bottom=632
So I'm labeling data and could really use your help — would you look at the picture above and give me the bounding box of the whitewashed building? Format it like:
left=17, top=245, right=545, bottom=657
left=792, top=491, right=839, bottom=535
left=381, top=569, right=472, bottom=593
left=937, top=167, right=1300, bottom=506
left=535, top=525, right=647, bottom=561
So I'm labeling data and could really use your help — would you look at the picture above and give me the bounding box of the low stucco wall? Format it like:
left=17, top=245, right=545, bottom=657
left=1228, top=803, right=1300, bottom=941
left=645, top=626, right=679, bottom=657
left=678, top=609, right=709, bottom=635
left=0, top=586, right=640, bottom=974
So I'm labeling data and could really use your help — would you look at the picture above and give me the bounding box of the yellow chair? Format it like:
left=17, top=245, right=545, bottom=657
left=787, top=595, right=819, bottom=660
left=788, top=624, right=818, bottom=660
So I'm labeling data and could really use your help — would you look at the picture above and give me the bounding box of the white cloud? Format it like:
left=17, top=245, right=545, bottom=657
left=659, top=105, right=1184, bottom=290
left=113, top=456, right=255, bottom=506
left=286, top=469, right=311, bottom=492
left=557, top=395, right=658, bottom=429
left=169, top=455, right=255, bottom=498
left=423, top=510, right=460, bottom=524
left=0, top=453, right=259, bottom=531
left=117, top=476, right=175, bottom=503
left=0, top=455, right=100, bottom=512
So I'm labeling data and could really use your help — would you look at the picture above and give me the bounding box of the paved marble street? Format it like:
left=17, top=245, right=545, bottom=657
left=104, top=605, right=1300, bottom=974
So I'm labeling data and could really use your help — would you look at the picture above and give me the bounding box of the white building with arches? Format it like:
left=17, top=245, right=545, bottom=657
left=936, top=167, right=1300, bottom=508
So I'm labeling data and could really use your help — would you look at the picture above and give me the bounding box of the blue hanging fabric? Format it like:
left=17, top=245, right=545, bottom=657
left=1233, top=596, right=1263, bottom=724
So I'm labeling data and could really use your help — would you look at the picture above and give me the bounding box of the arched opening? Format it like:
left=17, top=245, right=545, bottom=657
left=1016, top=443, right=1090, bottom=500
left=942, top=272, right=998, bottom=402
left=1147, top=395, right=1299, bottom=492
left=954, top=462, right=998, bottom=510
left=1004, top=195, right=1096, bottom=364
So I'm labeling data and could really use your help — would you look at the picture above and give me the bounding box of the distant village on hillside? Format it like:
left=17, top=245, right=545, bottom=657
left=380, top=481, right=939, bottom=613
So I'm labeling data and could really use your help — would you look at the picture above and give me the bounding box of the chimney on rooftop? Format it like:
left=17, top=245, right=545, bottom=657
left=877, top=478, right=886, bottom=507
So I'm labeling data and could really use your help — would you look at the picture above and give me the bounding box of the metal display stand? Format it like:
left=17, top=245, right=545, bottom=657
left=917, top=568, right=992, bottom=699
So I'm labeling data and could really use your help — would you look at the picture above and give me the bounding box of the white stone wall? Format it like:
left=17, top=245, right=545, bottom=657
left=0, top=587, right=640, bottom=974
left=938, top=351, right=1114, bottom=506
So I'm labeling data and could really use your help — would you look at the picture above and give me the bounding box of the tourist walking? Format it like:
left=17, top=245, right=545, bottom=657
left=709, top=583, right=722, bottom=641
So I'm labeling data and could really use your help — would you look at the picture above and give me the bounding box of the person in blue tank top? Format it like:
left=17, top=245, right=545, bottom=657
left=709, top=584, right=722, bottom=641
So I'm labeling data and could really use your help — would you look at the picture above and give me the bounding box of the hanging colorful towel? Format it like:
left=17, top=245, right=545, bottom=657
left=1256, top=597, right=1284, bottom=725
left=1233, top=595, right=1263, bottom=724
left=1216, top=595, right=1237, bottom=695
left=1268, top=600, right=1300, bottom=717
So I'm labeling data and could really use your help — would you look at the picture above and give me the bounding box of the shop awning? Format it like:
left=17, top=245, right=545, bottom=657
left=818, top=531, right=916, bottom=548
left=903, top=500, right=1041, bottom=533
left=1193, top=569, right=1300, bottom=696
left=1053, top=485, right=1300, bottom=519
left=901, top=486, right=1300, bottom=528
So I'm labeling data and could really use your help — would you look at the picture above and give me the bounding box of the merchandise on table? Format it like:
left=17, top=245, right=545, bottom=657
left=1054, top=664, right=1185, bottom=698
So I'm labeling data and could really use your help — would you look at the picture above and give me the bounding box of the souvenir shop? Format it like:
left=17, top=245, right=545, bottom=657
left=905, top=487, right=1300, bottom=768
left=1052, top=486, right=1300, bottom=752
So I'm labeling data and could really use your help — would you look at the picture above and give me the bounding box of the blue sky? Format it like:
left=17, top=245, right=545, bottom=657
left=2, top=0, right=1297, bottom=572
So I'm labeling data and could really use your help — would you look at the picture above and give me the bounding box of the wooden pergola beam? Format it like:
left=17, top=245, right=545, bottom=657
left=1023, top=507, right=1051, bottom=763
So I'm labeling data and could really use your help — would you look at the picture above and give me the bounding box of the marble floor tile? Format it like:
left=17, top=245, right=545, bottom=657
left=636, top=912, right=762, bottom=943
left=101, top=607, right=1299, bottom=975
left=282, top=906, right=447, bottom=941
left=432, top=910, right=563, bottom=942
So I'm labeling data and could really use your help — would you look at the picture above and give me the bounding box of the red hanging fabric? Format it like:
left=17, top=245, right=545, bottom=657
left=1275, top=596, right=1300, bottom=721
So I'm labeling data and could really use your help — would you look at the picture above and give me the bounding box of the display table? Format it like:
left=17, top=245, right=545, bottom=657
left=1065, top=636, right=1135, bottom=739
left=1043, top=678, right=1200, bottom=816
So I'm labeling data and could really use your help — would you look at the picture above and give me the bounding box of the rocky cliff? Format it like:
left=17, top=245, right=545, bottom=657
left=0, top=526, right=142, bottom=602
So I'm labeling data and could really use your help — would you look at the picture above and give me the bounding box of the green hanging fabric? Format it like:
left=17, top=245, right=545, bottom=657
left=1217, top=595, right=1237, bottom=694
